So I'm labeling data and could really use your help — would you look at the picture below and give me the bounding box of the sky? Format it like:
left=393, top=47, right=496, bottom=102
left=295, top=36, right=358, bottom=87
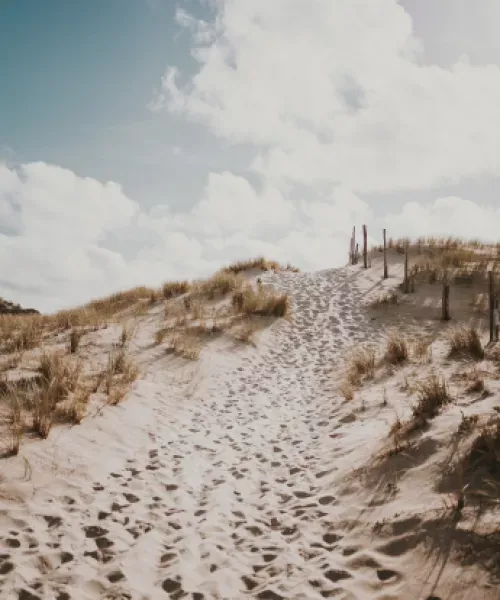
left=2, top=0, right=500, bottom=312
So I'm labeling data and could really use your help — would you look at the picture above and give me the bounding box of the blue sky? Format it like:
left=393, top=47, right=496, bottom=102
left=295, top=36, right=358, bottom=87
left=0, top=0, right=236, bottom=210
left=2, top=1, right=178, bottom=149
left=2, top=0, right=500, bottom=312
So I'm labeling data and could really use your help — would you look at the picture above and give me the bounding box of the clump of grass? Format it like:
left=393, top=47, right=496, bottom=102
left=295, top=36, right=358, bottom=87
left=221, top=257, right=281, bottom=275
left=30, top=352, right=82, bottom=437
left=447, top=324, right=484, bottom=360
left=108, top=385, right=128, bottom=406
left=465, top=367, right=486, bottom=394
left=149, top=289, right=159, bottom=305
left=231, top=320, right=257, bottom=345
left=196, top=271, right=245, bottom=300
left=2, top=390, right=24, bottom=456
left=4, top=317, right=43, bottom=352
left=120, top=323, right=134, bottom=347
left=413, top=337, right=432, bottom=362
left=38, top=352, right=81, bottom=403
left=69, top=328, right=83, bottom=353
left=464, top=419, right=500, bottom=479
left=338, top=380, right=355, bottom=401
left=370, top=290, right=399, bottom=307
left=190, top=299, right=205, bottom=321
left=162, top=280, right=190, bottom=299
left=104, top=349, right=138, bottom=398
left=0, top=352, right=22, bottom=372
left=62, top=385, right=91, bottom=424
left=457, top=412, right=479, bottom=437
left=232, top=288, right=290, bottom=318
left=32, top=382, right=59, bottom=438
left=384, top=333, right=408, bottom=365
left=169, top=331, right=201, bottom=360
left=86, top=286, right=156, bottom=316
left=412, top=371, right=451, bottom=420
left=347, top=346, right=376, bottom=382
left=155, top=327, right=169, bottom=345
left=106, top=348, right=138, bottom=382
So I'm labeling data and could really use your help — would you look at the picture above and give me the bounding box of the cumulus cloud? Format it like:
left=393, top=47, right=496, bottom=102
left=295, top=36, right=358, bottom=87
left=154, top=0, right=500, bottom=193
left=4, top=1, right=500, bottom=312
left=2, top=161, right=499, bottom=313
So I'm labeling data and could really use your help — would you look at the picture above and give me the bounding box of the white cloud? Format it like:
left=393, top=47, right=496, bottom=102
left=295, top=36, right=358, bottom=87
left=154, top=0, right=500, bottom=194
left=2, top=161, right=500, bottom=313
left=5, top=2, right=500, bottom=312
left=382, top=196, right=500, bottom=242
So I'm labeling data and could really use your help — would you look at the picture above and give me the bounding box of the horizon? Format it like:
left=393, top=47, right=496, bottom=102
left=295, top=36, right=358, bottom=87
left=3, top=0, right=500, bottom=312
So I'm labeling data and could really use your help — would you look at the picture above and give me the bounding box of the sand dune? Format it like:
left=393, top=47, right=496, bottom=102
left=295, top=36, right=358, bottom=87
left=1, top=251, right=499, bottom=599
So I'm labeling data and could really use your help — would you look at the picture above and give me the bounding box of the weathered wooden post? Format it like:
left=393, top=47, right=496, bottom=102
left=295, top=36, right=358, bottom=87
left=363, top=225, right=368, bottom=269
left=489, top=270, right=495, bottom=343
left=350, top=226, right=356, bottom=265
left=403, top=239, right=409, bottom=293
left=442, top=270, right=450, bottom=321
left=355, top=243, right=359, bottom=264
left=383, top=228, right=388, bottom=279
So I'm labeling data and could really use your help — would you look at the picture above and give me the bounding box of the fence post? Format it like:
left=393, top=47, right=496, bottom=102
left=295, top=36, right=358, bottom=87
left=403, top=240, right=409, bottom=293
left=442, top=270, right=450, bottom=321
left=350, top=226, right=356, bottom=265
left=363, top=225, right=368, bottom=269
left=355, top=243, right=359, bottom=264
left=489, top=270, right=495, bottom=343
left=383, top=229, right=388, bottom=279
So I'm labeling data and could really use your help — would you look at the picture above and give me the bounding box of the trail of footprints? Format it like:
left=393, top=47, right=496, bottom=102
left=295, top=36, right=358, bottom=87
left=0, top=268, right=411, bottom=599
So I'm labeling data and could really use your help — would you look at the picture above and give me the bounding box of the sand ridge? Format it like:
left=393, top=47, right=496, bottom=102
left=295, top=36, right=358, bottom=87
left=0, top=260, right=498, bottom=599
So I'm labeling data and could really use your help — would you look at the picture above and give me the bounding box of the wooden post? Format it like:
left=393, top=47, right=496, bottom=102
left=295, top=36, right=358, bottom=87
left=355, top=243, right=359, bottom=264
left=363, top=225, right=368, bottom=269
left=350, top=226, right=356, bottom=265
left=403, top=240, right=409, bottom=293
left=442, top=270, right=450, bottom=321
left=383, top=229, right=388, bottom=279
left=489, top=270, right=495, bottom=343
left=494, top=288, right=499, bottom=342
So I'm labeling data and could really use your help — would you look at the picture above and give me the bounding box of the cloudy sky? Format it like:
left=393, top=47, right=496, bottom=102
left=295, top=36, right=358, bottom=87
left=2, top=0, right=500, bottom=312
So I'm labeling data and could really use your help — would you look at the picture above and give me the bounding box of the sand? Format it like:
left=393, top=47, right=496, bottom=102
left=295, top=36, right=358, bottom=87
left=0, top=254, right=499, bottom=600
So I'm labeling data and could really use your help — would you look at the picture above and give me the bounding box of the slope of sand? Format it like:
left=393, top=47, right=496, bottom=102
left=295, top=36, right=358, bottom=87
left=1, top=255, right=499, bottom=600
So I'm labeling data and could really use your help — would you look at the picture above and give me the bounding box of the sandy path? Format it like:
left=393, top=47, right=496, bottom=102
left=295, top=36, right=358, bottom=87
left=0, top=268, right=413, bottom=600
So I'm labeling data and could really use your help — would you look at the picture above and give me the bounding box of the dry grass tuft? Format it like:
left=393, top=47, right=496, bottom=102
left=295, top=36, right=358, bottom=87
left=69, top=328, right=83, bottom=353
left=104, top=348, right=139, bottom=401
left=169, top=331, right=202, bottom=360
left=347, top=346, right=376, bottom=382
left=1, top=316, right=43, bottom=352
left=108, top=385, right=128, bottom=406
left=338, top=380, right=355, bottom=401
left=369, top=290, right=399, bottom=307
left=2, top=391, right=24, bottom=456
left=29, top=352, right=82, bottom=437
left=195, top=271, right=245, bottom=300
left=466, top=419, right=500, bottom=475
left=412, top=371, right=451, bottom=420
left=231, top=319, right=257, bottom=345
left=384, top=333, right=408, bottom=365
left=413, top=337, right=433, bottom=362
left=465, top=367, right=486, bottom=394
left=162, top=280, right=190, bottom=299
left=457, top=412, right=479, bottom=437
left=38, top=352, right=81, bottom=403
left=447, top=324, right=484, bottom=360
left=155, top=327, right=169, bottom=346
left=232, top=288, right=290, bottom=318
left=457, top=418, right=500, bottom=500
left=221, top=257, right=280, bottom=275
